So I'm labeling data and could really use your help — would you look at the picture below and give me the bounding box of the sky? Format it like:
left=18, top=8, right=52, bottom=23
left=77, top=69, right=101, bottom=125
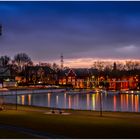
left=0, top=1, right=140, bottom=68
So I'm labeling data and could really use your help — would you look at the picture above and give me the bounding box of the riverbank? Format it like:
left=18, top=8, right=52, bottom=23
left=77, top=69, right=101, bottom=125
left=0, top=105, right=140, bottom=138
left=0, top=87, right=66, bottom=95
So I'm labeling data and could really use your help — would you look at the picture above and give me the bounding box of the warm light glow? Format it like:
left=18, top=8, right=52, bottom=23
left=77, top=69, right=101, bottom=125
left=86, top=94, right=90, bottom=110
left=64, top=93, right=67, bottom=108
left=126, top=94, right=128, bottom=110
left=121, top=94, right=123, bottom=110
left=68, top=95, right=72, bottom=109
left=113, top=95, right=117, bottom=111
left=131, top=94, right=134, bottom=111
left=28, top=94, right=31, bottom=105
left=135, top=95, right=139, bottom=112
left=48, top=93, right=51, bottom=107
left=21, top=95, right=25, bottom=105
left=53, top=58, right=140, bottom=68
left=92, top=94, right=96, bottom=110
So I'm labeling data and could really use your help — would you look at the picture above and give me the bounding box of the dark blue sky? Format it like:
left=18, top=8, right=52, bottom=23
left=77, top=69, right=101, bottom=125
left=0, top=1, right=140, bottom=67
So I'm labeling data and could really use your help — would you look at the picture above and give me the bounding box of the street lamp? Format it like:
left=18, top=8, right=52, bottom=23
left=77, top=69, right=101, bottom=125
left=99, top=88, right=103, bottom=117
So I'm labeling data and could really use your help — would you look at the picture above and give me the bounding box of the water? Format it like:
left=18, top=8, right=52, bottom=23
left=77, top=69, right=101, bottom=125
left=2, top=92, right=140, bottom=112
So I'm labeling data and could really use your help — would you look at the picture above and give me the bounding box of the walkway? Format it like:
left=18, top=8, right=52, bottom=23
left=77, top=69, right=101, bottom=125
left=0, top=124, right=67, bottom=139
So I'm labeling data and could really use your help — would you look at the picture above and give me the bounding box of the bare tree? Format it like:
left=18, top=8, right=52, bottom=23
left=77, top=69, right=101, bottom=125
left=92, top=61, right=113, bottom=71
left=13, top=53, right=32, bottom=71
left=92, top=61, right=104, bottom=71
left=52, top=63, right=60, bottom=72
left=125, top=61, right=140, bottom=70
left=0, top=55, right=10, bottom=66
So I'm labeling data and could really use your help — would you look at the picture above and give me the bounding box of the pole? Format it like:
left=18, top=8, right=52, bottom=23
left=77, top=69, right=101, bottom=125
left=16, top=88, right=17, bottom=110
left=0, top=24, right=2, bottom=36
left=99, top=91, right=102, bottom=117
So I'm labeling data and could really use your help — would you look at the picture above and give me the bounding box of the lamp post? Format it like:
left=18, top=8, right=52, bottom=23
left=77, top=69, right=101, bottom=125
left=16, top=87, right=17, bottom=110
left=99, top=79, right=104, bottom=117
left=99, top=88, right=103, bottom=117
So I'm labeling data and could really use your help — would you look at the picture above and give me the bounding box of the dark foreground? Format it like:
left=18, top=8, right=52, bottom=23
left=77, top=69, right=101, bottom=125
left=0, top=106, right=140, bottom=138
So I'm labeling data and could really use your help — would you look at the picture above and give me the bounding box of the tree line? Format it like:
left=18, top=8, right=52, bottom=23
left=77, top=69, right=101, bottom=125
left=0, top=53, right=60, bottom=73
left=92, top=61, right=140, bottom=71
left=0, top=53, right=140, bottom=74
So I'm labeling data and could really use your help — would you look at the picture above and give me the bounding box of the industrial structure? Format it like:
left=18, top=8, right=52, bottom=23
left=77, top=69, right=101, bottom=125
left=60, top=53, right=64, bottom=69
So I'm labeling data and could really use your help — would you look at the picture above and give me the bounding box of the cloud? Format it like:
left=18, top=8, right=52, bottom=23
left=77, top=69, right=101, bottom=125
left=1, top=1, right=140, bottom=66
left=116, top=45, right=138, bottom=52
left=115, top=45, right=139, bottom=56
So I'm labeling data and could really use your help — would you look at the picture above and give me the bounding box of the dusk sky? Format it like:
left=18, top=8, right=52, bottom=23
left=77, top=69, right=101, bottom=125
left=0, top=1, right=140, bottom=68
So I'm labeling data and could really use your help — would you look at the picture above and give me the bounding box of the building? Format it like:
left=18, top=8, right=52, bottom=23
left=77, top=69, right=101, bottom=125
left=25, top=66, right=57, bottom=85
left=0, top=66, right=16, bottom=87
left=58, top=68, right=97, bottom=88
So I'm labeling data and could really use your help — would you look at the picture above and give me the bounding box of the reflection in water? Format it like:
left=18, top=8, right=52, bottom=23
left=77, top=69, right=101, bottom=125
left=86, top=94, right=90, bottom=110
left=17, top=96, right=20, bottom=104
left=48, top=93, right=51, bottom=107
left=0, top=97, right=4, bottom=105
left=126, top=94, right=128, bottom=110
left=64, top=93, right=66, bottom=108
left=56, top=95, right=58, bottom=108
left=120, top=94, right=123, bottom=111
left=21, top=95, right=25, bottom=105
left=95, top=93, right=99, bottom=108
left=28, top=94, right=31, bottom=105
left=5, top=91, right=140, bottom=113
left=135, top=95, right=139, bottom=112
left=92, top=94, right=95, bottom=110
left=68, top=95, right=71, bottom=109
left=113, top=95, right=116, bottom=111
left=131, top=94, right=134, bottom=112
left=76, top=94, right=79, bottom=109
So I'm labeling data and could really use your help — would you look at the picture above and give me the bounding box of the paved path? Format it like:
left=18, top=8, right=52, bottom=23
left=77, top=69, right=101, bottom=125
left=0, top=124, right=67, bottom=139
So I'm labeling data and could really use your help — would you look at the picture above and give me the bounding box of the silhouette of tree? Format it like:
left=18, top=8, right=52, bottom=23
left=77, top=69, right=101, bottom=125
left=13, top=53, right=32, bottom=71
left=0, top=55, right=10, bottom=66
left=125, top=61, right=140, bottom=70
left=52, top=63, right=60, bottom=72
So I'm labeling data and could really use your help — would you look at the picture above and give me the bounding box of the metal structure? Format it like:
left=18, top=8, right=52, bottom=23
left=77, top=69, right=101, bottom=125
left=60, top=53, right=64, bottom=69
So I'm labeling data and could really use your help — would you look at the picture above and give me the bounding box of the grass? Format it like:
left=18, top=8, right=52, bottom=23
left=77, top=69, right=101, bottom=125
left=0, top=105, right=140, bottom=138
left=0, top=129, right=37, bottom=139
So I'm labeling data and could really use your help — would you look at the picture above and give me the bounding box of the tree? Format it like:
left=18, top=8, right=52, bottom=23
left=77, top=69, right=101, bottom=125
left=52, top=63, right=60, bottom=72
left=13, top=53, right=32, bottom=71
left=92, top=61, right=104, bottom=71
left=125, top=61, right=140, bottom=70
left=0, top=55, right=10, bottom=66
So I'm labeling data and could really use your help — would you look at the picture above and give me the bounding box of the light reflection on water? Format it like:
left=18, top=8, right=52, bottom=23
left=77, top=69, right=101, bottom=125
left=28, top=94, right=31, bottom=105
left=86, top=94, right=90, bottom=110
left=113, top=95, right=116, bottom=111
left=92, top=94, right=95, bottom=110
left=21, top=95, right=25, bottom=105
left=47, top=93, right=51, bottom=107
left=2, top=92, right=140, bottom=112
left=68, top=95, right=71, bottom=109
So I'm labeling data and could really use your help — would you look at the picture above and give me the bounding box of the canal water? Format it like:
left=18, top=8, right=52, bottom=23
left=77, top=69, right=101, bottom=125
left=2, top=92, right=140, bottom=112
